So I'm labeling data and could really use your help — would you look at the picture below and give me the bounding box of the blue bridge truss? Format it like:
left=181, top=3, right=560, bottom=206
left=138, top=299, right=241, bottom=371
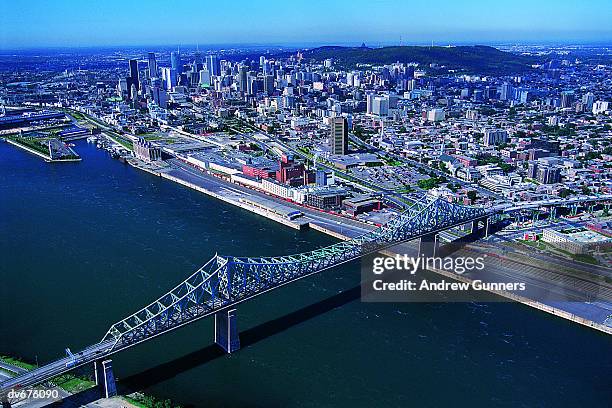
left=3, top=194, right=610, bottom=399
left=102, top=197, right=486, bottom=351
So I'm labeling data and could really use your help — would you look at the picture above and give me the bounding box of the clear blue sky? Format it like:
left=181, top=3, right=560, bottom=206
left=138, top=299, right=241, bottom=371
left=1, top=0, right=611, bottom=49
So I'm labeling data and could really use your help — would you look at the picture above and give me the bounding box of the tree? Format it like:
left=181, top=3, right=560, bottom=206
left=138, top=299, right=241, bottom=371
left=467, top=190, right=478, bottom=202
left=418, top=178, right=439, bottom=190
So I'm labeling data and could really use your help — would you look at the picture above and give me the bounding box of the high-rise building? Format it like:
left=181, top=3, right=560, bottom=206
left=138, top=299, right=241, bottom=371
left=366, top=92, right=375, bottom=114
left=276, top=154, right=305, bottom=185
left=483, top=129, right=508, bottom=146
left=371, top=96, right=389, bottom=116
left=147, top=52, right=158, bottom=78
left=194, top=50, right=203, bottom=66
left=593, top=100, right=610, bottom=114
left=199, top=69, right=211, bottom=87
left=331, top=117, right=348, bottom=155
left=127, top=59, right=139, bottom=99
left=500, top=82, right=514, bottom=101
left=264, top=74, right=274, bottom=95
left=427, top=108, right=445, bottom=122
left=117, top=78, right=128, bottom=99
left=536, top=165, right=561, bottom=184
left=161, top=67, right=177, bottom=91
left=171, top=50, right=182, bottom=75
left=238, top=65, right=248, bottom=94
left=561, top=91, right=574, bottom=109
left=206, top=54, right=220, bottom=76
left=315, top=170, right=334, bottom=186
left=582, top=92, right=595, bottom=110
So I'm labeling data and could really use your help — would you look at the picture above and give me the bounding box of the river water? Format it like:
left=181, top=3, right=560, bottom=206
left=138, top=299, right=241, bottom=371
left=0, top=140, right=610, bottom=407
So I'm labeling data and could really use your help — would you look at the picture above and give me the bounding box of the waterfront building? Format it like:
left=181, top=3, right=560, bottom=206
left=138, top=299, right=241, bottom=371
left=133, top=137, right=161, bottom=162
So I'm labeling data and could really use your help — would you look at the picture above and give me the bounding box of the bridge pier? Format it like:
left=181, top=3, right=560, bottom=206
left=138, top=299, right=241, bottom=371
left=571, top=204, right=578, bottom=216
left=532, top=210, right=539, bottom=225
left=418, top=233, right=439, bottom=257
left=94, top=359, right=117, bottom=398
left=470, top=217, right=490, bottom=238
left=214, top=308, right=240, bottom=353
left=549, top=206, right=557, bottom=221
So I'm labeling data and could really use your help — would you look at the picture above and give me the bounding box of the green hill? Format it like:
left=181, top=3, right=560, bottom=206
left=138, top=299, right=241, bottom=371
left=300, top=45, right=537, bottom=75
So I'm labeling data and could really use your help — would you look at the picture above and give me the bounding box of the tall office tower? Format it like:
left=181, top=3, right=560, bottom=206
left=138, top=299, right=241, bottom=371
left=484, top=86, right=497, bottom=99
left=500, top=82, right=513, bottom=101
left=161, top=67, right=177, bottom=90
left=330, top=117, right=348, bottom=155
left=206, top=54, right=220, bottom=76
left=264, top=74, right=274, bottom=95
left=238, top=65, right=248, bottom=94
left=147, top=52, right=158, bottom=78
left=128, top=59, right=139, bottom=91
left=366, top=92, right=375, bottom=114
left=117, top=78, right=128, bottom=100
left=199, top=69, right=211, bottom=87
left=171, top=50, right=182, bottom=75
left=246, top=72, right=257, bottom=95
left=194, top=50, right=202, bottom=66
left=248, top=77, right=258, bottom=95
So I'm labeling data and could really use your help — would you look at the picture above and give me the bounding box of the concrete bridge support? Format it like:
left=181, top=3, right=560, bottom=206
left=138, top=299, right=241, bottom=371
left=94, top=359, right=117, bottom=398
left=418, top=233, right=439, bottom=258
left=549, top=206, right=557, bottom=221
left=215, top=308, right=240, bottom=353
left=470, top=217, right=490, bottom=238
left=571, top=204, right=579, bottom=216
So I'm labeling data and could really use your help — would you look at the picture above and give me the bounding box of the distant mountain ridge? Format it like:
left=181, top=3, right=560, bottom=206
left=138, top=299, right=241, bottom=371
left=297, top=45, right=537, bottom=75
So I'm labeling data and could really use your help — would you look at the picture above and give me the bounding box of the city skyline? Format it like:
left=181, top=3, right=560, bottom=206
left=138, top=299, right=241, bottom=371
left=2, top=0, right=612, bottom=49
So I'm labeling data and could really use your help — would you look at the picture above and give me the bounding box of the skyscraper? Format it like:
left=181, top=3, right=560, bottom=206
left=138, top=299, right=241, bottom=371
left=238, top=65, right=248, bottom=95
left=331, top=117, right=348, bottom=155
left=500, top=82, right=513, bottom=101
left=206, top=54, right=220, bottom=76
left=582, top=92, right=595, bottom=110
left=171, top=50, right=182, bottom=75
left=127, top=59, right=139, bottom=99
left=561, top=90, right=574, bottom=109
left=147, top=52, right=158, bottom=78
left=161, top=67, right=177, bottom=91
left=264, top=74, right=274, bottom=96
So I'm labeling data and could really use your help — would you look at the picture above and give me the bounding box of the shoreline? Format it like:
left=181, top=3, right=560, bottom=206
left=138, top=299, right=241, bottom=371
left=125, top=156, right=611, bottom=335
left=5, top=138, right=82, bottom=162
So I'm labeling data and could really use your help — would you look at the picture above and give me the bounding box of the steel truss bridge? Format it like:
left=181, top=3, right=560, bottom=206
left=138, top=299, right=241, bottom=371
left=1, top=194, right=611, bottom=402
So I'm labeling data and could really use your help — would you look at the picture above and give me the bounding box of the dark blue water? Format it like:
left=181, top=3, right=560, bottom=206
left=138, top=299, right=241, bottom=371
left=1, top=140, right=610, bottom=407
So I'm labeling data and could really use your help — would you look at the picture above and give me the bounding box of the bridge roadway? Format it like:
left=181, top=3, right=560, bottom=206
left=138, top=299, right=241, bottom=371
left=492, top=194, right=612, bottom=213
left=0, top=341, right=115, bottom=396
left=1, top=194, right=610, bottom=399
